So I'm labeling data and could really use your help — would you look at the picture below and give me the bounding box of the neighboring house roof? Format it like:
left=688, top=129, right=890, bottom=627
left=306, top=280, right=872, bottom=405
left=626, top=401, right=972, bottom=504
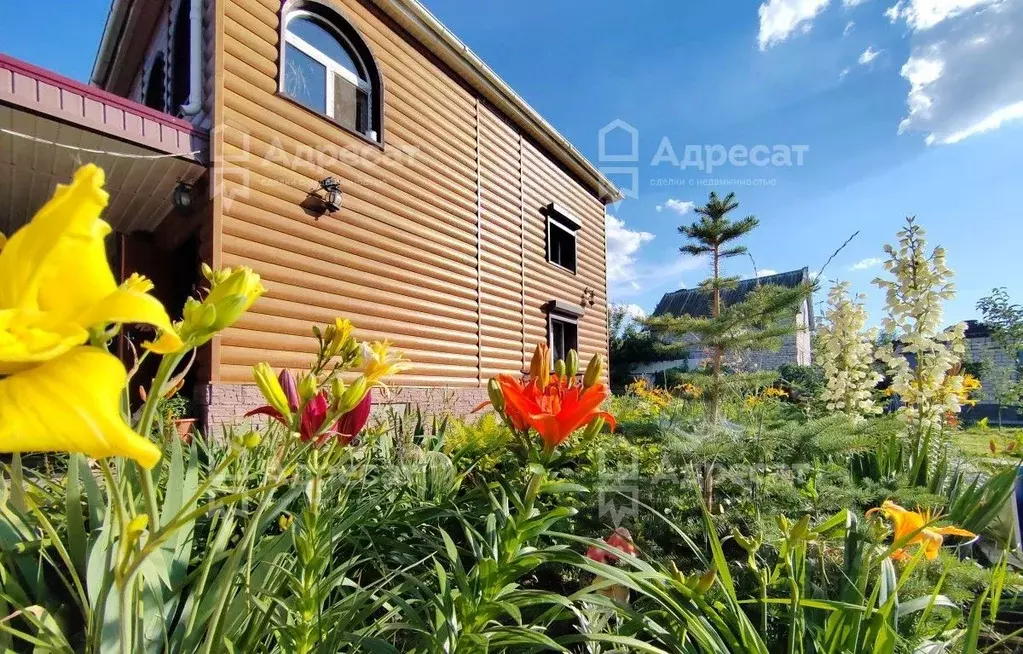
left=652, top=267, right=814, bottom=329
left=963, top=319, right=993, bottom=339
left=90, top=0, right=623, bottom=204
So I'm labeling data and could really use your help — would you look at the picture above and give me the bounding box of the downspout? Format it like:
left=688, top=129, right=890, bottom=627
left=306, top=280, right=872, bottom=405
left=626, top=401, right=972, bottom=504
left=179, top=0, right=203, bottom=115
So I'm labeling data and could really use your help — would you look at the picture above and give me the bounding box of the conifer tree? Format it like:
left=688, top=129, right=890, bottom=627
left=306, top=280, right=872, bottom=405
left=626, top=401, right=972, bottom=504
left=648, top=192, right=812, bottom=422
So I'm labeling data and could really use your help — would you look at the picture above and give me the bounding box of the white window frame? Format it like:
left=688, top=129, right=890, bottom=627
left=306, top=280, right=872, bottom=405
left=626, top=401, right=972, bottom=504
left=548, top=313, right=579, bottom=365
left=546, top=218, right=578, bottom=274
left=281, top=10, right=373, bottom=135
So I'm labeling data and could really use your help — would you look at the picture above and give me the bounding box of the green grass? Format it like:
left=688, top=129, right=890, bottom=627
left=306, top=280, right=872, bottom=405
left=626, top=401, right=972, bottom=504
left=955, top=424, right=1023, bottom=464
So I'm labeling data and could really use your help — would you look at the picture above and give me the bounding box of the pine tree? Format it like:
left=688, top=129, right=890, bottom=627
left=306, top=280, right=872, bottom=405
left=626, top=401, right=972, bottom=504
left=648, top=192, right=812, bottom=422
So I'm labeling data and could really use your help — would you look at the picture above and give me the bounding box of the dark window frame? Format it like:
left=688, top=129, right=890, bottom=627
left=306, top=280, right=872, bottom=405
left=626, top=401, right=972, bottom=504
left=548, top=313, right=579, bottom=365
left=545, top=203, right=580, bottom=274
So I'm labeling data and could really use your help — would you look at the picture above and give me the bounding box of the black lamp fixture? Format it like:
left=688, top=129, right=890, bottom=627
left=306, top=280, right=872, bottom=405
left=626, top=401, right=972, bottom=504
left=172, top=180, right=194, bottom=214
left=318, top=177, right=343, bottom=213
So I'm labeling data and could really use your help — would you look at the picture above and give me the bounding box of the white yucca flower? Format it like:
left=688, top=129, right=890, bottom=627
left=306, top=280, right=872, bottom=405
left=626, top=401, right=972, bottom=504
left=816, top=281, right=883, bottom=422
left=872, top=218, right=966, bottom=434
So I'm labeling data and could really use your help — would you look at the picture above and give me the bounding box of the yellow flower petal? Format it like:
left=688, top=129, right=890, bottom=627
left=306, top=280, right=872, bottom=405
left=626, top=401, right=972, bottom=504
left=0, top=309, right=87, bottom=374
left=0, top=164, right=110, bottom=311
left=0, top=346, right=162, bottom=469
left=75, top=289, right=183, bottom=353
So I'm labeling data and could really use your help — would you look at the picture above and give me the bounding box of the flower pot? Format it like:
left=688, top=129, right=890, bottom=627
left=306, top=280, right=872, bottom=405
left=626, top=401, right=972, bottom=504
left=172, top=418, right=196, bottom=443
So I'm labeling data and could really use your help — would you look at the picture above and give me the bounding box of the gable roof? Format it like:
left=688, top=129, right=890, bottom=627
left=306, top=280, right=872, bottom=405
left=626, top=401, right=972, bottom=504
left=90, top=0, right=622, bottom=204
left=652, top=267, right=813, bottom=328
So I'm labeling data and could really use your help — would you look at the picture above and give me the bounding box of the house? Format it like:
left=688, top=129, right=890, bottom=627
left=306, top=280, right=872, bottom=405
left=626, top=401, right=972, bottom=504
left=962, top=320, right=1022, bottom=425
left=0, top=0, right=621, bottom=427
left=645, top=267, right=815, bottom=374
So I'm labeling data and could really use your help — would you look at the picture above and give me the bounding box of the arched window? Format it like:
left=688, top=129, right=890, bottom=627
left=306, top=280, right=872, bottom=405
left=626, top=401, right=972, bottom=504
left=280, top=5, right=381, bottom=141
left=143, top=54, right=166, bottom=112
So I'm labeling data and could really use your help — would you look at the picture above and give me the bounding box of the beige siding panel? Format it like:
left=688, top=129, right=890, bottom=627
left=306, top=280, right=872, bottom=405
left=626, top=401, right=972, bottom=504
left=213, top=0, right=608, bottom=387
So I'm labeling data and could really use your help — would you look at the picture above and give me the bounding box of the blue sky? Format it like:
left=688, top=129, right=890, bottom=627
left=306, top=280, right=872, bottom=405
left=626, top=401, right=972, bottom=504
left=2, top=0, right=1020, bottom=327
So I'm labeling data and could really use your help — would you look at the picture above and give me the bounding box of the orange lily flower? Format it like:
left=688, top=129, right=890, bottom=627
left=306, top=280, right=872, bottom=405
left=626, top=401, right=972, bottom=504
left=479, top=343, right=615, bottom=451
left=496, top=373, right=615, bottom=451
left=867, top=500, right=976, bottom=561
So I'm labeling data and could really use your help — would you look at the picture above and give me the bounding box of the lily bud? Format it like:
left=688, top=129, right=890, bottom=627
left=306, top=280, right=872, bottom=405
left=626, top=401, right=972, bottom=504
left=487, top=378, right=505, bottom=413
left=554, top=359, right=566, bottom=378
left=529, top=343, right=550, bottom=387
left=242, top=432, right=262, bottom=449
left=583, top=353, right=603, bottom=388
left=693, top=569, right=716, bottom=594
left=278, top=369, right=300, bottom=412
left=253, top=363, right=291, bottom=420
left=331, top=376, right=347, bottom=403
left=336, top=376, right=368, bottom=415
left=180, top=266, right=264, bottom=347
left=580, top=417, right=605, bottom=440
left=566, top=350, right=579, bottom=379
left=298, top=373, right=318, bottom=404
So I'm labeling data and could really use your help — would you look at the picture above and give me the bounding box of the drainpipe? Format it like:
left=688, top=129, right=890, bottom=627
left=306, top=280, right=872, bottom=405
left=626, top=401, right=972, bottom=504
left=179, top=0, right=203, bottom=116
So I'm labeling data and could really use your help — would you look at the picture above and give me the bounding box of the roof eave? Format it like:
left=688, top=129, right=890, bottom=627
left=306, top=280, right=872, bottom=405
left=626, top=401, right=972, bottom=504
left=374, top=0, right=623, bottom=204
left=90, top=0, right=132, bottom=88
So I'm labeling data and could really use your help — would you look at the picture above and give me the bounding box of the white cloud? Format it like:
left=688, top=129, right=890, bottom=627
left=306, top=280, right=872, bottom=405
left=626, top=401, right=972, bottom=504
left=606, top=215, right=655, bottom=285
left=849, top=257, right=883, bottom=270
left=756, top=268, right=779, bottom=277
left=858, top=46, right=881, bottom=65
left=895, top=1, right=1023, bottom=145
left=843, top=20, right=856, bottom=34
left=839, top=66, right=852, bottom=80
left=656, top=199, right=696, bottom=215
left=623, top=304, right=647, bottom=321
left=843, top=0, right=869, bottom=6
left=758, top=0, right=831, bottom=49
left=942, top=101, right=1023, bottom=143
left=885, top=0, right=1000, bottom=30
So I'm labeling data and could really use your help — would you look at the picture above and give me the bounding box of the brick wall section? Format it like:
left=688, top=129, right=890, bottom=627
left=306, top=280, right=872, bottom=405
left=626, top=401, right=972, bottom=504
left=966, top=335, right=1019, bottom=403
left=196, top=383, right=489, bottom=433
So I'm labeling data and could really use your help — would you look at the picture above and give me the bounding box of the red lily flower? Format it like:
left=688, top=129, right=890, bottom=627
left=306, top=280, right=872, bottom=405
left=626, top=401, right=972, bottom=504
left=245, top=381, right=371, bottom=446
left=586, top=528, right=637, bottom=564
left=336, top=390, right=372, bottom=445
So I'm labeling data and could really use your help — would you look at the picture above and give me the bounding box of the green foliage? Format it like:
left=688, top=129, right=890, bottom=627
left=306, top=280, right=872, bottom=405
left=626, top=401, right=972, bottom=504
left=608, top=303, right=689, bottom=388
left=647, top=191, right=812, bottom=422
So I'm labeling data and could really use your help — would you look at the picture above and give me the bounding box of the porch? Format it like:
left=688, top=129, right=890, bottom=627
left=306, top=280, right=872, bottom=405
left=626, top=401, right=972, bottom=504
left=1, top=52, right=211, bottom=406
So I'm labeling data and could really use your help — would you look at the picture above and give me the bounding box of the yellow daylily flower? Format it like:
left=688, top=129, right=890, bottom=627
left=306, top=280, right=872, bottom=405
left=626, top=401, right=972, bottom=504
left=0, top=164, right=183, bottom=468
left=867, top=500, right=976, bottom=561
left=361, top=341, right=409, bottom=386
left=0, top=164, right=183, bottom=369
left=0, top=347, right=161, bottom=469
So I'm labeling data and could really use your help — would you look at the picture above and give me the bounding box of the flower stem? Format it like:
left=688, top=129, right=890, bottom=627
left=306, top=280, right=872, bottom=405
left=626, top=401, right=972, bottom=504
left=134, top=353, right=185, bottom=527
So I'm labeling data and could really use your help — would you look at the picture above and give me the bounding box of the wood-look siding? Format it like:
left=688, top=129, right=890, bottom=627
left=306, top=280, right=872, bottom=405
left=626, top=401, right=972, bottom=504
left=211, top=0, right=608, bottom=388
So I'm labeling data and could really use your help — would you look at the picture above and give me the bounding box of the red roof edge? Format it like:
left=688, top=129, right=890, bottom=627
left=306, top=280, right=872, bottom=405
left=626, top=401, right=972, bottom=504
left=0, top=52, right=207, bottom=137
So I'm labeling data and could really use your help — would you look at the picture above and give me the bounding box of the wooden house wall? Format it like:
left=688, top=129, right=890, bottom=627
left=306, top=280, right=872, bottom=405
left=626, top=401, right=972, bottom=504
left=210, top=0, right=608, bottom=390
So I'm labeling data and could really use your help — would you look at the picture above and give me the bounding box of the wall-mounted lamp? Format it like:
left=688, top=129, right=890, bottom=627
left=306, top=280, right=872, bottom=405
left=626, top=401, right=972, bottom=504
left=172, top=181, right=194, bottom=214
left=319, top=177, right=343, bottom=213
left=582, top=287, right=597, bottom=307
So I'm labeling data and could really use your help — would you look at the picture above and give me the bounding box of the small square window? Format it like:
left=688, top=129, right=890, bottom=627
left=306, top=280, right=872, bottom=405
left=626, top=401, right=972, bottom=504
left=547, top=218, right=577, bottom=272
left=549, top=315, right=579, bottom=364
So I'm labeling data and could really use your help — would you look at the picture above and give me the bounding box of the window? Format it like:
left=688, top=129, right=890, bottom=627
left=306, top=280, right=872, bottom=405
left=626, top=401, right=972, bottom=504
left=549, top=315, right=579, bottom=364
left=546, top=202, right=580, bottom=273
left=170, top=0, right=191, bottom=114
left=143, top=54, right=166, bottom=112
left=280, top=7, right=380, bottom=140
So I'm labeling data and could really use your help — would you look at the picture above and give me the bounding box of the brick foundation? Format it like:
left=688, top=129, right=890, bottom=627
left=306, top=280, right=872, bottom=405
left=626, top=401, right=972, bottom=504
left=195, top=383, right=490, bottom=433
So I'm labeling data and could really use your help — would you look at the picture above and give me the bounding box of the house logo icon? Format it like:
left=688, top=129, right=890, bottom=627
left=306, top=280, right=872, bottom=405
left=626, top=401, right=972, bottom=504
left=598, top=119, right=639, bottom=202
